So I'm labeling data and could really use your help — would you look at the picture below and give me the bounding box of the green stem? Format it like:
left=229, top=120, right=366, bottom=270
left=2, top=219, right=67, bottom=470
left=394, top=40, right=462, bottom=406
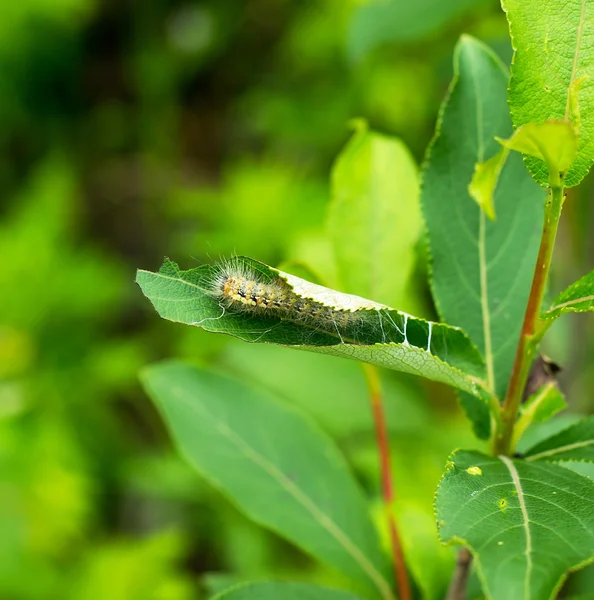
left=493, top=185, right=564, bottom=455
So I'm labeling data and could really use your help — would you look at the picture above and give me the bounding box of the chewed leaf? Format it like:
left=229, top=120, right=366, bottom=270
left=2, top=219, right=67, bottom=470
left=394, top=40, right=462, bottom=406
left=436, top=450, right=594, bottom=600
left=524, top=416, right=594, bottom=463
left=136, top=257, right=488, bottom=398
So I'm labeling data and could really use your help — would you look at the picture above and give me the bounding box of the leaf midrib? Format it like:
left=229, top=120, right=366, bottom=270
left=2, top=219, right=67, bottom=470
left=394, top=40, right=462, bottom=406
left=171, top=388, right=395, bottom=600
left=467, top=46, right=495, bottom=392
left=549, top=293, right=594, bottom=312
left=500, top=455, right=532, bottom=600
left=526, top=439, right=594, bottom=461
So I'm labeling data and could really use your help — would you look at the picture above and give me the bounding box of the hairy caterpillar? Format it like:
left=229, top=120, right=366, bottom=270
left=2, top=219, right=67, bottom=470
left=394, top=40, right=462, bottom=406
left=207, top=257, right=416, bottom=347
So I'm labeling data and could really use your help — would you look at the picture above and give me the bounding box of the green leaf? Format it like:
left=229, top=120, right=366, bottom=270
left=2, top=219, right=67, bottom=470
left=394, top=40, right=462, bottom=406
left=459, top=391, right=491, bottom=440
left=421, top=35, right=544, bottom=401
left=468, top=148, right=509, bottom=220
left=502, top=0, right=594, bottom=187
left=347, top=0, right=491, bottom=61
left=524, top=416, right=594, bottom=463
left=512, top=383, right=567, bottom=451
left=497, top=122, right=578, bottom=186
left=212, top=582, right=368, bottom=600
left=543, top=269, right=594, bottom=320
left=140, top=362, right=393, bottom=600
left=328, top=120, right=420, bottom=309
left=136, top=257, right=488, bottom=398
left=525, top=386, right=566, bottom=425
left=471, top=123, right=578, bottom=213
left=436, top=450, right=594, bottom=600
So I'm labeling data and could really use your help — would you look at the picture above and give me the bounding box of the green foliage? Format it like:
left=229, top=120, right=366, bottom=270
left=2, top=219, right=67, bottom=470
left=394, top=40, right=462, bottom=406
left=4, top=0, right=594, bottom=598
left=136, top=257, right=487, bottom=396
left=421, top=36, right=544, bottom=400
left=498, top=122, right=579, bottom=182
left=213, top=582, right=367, bottom=600
left=512, top=384, right=567, bottom=450
left=524, top=417, right=594, bottom=462
left=328, top=120, right=421, bottom=309
left=544, top=269, right=594, bottom=320
left=471, top=121, right=579, bottom=211
left=502, top=0, right=594, bottom=186
left=436, top=450, right=594, bottom=600
left=71, top=532, right=197, bottom=600
left=140, top=362, right=392, bottom=600
left=347, top=0, right=492, bottom=61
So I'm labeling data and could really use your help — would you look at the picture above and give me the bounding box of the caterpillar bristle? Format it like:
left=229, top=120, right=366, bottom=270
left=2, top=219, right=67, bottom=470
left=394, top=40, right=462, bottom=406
left=208, top=258, right=365, bottom=342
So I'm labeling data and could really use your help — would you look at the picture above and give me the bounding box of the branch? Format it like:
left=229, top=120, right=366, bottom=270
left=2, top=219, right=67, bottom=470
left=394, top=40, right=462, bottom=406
left=362, top=364, right=412, bottom=600
left=446, top=548, right=472, bottom=600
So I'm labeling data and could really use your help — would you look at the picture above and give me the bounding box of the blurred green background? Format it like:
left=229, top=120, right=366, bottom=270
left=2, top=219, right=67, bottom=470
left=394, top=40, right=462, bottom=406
left=2, top=1, right=594, bottom=599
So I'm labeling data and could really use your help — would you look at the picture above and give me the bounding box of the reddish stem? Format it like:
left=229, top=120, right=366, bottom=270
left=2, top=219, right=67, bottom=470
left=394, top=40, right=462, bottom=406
left=494, top=185, right=564, bottom=455
left=363, top=364, right=412, bottom=600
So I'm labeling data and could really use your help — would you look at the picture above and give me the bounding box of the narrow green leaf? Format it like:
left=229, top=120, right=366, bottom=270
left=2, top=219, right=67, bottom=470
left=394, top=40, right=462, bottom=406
left=543, top=269, right=594, bottom=320
left=329, top=120, right=420, bottom=308
left=497, top=122, right=578, bottom=186
left=136, top=257, right=488, bottom=398
left=436, top=450, right=594, bottom=600
left=212, top=582, right=368, bottom=600
left=140, top=362, right=393, bottom=600
left=421, top=35, right=544, bottom=401
left=502, top=0, right=594, bottom=187
left=524, top=416, right=594, bottom=463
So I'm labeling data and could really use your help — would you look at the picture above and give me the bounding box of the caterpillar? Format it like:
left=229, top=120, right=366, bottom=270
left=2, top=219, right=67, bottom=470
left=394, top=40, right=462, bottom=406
left=207, top=257, right=415, bottom=347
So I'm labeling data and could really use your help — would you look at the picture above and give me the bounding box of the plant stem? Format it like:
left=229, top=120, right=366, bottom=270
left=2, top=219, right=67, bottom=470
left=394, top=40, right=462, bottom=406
left=446, top=548, right=472, bottom=600
left=493, top=184, right=565, bottom=455
left=362, top=364, right=412, bottom=600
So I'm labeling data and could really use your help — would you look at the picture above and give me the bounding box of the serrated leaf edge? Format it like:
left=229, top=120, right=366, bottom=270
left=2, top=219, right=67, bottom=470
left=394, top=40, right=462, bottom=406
left=435, top=450, right=594, bottom=600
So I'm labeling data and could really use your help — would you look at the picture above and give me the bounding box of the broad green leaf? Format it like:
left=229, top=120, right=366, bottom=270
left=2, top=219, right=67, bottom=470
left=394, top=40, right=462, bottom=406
left=524, top=416, right=594, bottom=463
left=512, top=383, right=567, bottom=451
left=502, top=0, right=594, bottom=187
left=543, top=269, right=594, bottom=320
left=136, top=257, right=489, bottom=398
left=421, top=35, right=544, bottom=401
left=140, top=362, right=393, bottom=600
left=497, top=122, right=578, bottom=186
left=212, top=582, right=368, bottom=600
left=436, top=450, right=594, bottom=600
left=347, top=0, right=491, bottom=61
left=328, top=120, right=421, bottom=309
